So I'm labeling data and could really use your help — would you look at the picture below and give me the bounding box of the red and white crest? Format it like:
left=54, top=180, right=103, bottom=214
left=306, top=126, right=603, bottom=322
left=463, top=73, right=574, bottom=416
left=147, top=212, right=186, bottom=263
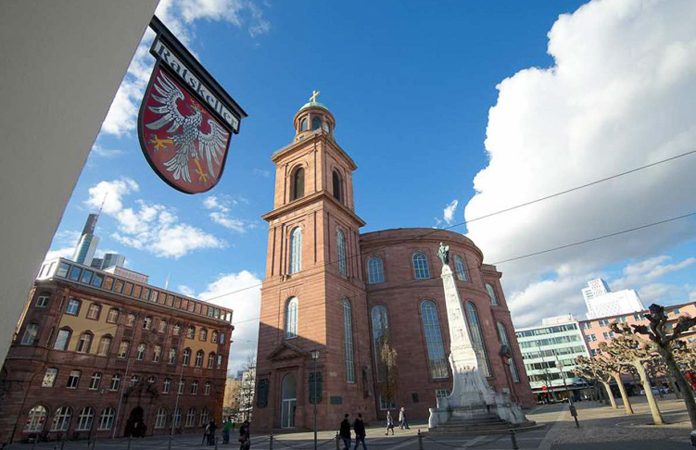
left=138, top=65, right=231, bottom=194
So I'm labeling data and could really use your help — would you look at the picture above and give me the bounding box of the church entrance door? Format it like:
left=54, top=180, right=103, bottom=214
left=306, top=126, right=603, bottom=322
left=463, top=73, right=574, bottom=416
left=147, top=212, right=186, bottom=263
left=280, top=373, right=296, bottom=428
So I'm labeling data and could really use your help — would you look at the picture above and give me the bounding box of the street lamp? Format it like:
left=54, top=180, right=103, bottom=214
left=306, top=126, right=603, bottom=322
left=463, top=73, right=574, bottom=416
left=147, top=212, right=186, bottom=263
left=310, top=349, right=320, bottom=450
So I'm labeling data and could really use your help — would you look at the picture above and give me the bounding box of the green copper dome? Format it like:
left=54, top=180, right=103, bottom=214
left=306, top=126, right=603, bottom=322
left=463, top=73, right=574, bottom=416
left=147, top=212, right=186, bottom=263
left=298, top=100, right=329, bottom=112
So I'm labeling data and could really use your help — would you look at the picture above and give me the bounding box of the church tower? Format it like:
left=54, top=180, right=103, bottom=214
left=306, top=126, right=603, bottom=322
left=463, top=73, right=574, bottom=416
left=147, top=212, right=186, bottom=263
left=254, top=93, right=374, bottom=430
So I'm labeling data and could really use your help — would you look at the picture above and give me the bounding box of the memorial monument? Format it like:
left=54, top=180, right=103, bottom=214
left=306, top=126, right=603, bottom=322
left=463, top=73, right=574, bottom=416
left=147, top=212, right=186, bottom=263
left=429, top=242, right=532, bottom=431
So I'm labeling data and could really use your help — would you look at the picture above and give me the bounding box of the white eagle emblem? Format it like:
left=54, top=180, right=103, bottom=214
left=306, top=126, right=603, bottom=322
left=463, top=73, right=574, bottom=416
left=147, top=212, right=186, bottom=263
left=145, top=71, right=229, bottom=185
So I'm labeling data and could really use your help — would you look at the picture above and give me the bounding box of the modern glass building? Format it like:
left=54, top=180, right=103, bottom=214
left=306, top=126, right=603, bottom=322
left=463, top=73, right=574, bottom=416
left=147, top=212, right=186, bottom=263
left=515, top=315, right=590, bottom=401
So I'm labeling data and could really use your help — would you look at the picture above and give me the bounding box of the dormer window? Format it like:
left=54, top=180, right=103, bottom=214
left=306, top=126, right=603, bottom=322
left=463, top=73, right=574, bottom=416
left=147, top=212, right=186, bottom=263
left=312, top=116, right=322, bottom=130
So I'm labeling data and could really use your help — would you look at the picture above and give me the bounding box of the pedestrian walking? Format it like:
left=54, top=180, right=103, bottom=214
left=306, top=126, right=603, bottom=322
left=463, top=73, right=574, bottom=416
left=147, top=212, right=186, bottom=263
left=398, top=407, right=409, bottom=430
left=339, top=414, right=351, bottom=450
left=353, top=413, right=367, bottom=450
left=207, top=420, right=217, bottom=445
left=203, top=422, right=210, bottom=445
left=384, top=411, right=395, bottom=435
left=239, top=420, right=251, bottom=450
left=223, top=417, right=233, bottom=444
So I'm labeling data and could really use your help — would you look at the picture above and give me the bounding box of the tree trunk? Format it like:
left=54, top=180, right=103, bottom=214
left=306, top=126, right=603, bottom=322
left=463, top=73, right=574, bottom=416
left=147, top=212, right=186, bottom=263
left=659, top=346, right=696, bottom=428
left=634, top=361, right=664, bottom=425
left=600, top=381, right=617, bottom=409
left=668, top=376, right=682, bottom=399
left=612, top=373, right=633, bottom=415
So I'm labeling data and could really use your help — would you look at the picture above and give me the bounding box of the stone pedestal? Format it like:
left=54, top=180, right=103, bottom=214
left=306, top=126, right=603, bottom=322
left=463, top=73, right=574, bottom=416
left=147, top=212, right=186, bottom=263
left=428, top=264, right=530, bottom=431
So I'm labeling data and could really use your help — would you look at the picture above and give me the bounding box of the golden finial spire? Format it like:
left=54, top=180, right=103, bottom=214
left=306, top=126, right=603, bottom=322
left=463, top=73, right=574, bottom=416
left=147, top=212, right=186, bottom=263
left=309, top=90, right=320, bottom=103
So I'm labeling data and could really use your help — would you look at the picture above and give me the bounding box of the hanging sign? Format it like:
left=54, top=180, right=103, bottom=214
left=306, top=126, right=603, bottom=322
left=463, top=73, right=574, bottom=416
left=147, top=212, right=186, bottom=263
left=138, top=16, right=247, bottom=194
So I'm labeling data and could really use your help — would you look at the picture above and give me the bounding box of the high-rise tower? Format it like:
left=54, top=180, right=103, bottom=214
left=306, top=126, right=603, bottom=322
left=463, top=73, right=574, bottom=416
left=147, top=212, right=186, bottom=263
left=72, top=213, right=100, bottom=266
left=254, top=94, right=374, bottom=430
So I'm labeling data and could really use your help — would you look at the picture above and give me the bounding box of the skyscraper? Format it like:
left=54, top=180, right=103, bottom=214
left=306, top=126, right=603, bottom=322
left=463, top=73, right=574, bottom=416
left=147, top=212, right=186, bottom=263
left=72, top=213, right=100, bottom=266
left=582, top=278, right=644, bottom=319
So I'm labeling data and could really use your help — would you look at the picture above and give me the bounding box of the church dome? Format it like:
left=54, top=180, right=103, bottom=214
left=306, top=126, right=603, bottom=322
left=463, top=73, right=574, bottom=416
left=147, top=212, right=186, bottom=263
left=293, top=91, right=335, bottom=140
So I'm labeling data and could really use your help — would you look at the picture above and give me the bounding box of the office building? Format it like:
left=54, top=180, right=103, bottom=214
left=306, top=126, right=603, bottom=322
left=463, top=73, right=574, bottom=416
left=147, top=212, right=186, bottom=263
left=582, top=278, right=645, bottom=319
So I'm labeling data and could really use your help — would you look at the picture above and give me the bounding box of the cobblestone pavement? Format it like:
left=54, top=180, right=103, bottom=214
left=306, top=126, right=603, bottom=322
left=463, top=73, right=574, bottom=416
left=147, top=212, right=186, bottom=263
left=6, top=397, right=695, bottom=450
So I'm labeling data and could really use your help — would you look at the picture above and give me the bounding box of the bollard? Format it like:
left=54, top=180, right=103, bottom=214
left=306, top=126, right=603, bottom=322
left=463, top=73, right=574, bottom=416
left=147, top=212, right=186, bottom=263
left=417, top=429, right=423, bottom=450
left=335, top=432, right=340, bottom=450
left=569, top=404, right=579, bottom=428
left=270, top=433, right=274, bottom=450
left=509, top=430, right=519, bottom=450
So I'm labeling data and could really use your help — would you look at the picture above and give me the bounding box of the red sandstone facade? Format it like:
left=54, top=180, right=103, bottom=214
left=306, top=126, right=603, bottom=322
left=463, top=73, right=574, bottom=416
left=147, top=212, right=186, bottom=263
left=253, top=100, right=533, bottom=431
left=0, top=258, right=233, bottom=443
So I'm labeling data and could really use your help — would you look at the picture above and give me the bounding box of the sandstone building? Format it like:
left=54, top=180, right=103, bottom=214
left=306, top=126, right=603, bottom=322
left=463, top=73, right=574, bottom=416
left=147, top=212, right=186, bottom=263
left=253, top=99, right=533, bottom=431
left=0, top=257, right=233, bottom=443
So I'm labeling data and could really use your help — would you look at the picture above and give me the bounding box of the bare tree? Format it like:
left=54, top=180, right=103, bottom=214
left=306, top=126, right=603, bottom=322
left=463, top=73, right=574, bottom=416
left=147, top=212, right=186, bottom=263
left=620, top=304, right=696, bottom=428
left=378, top=337, right=398, bottom=409
left=575, top=356, right=618, bottom=410
left=599, top=334, right=664, bottom=424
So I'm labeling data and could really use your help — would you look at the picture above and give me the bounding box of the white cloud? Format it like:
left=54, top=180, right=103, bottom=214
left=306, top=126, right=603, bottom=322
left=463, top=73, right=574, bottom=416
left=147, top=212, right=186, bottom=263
left=91, top=144, right=124, bottom=159
left=101, top=0, right=270, bottom=137
left=45, top=247, right=75, bottom=261
left=198, top=270, right=261, bottom=375
left=203, top=195, right=254, bottom=233
left=252, top=168, right=271, bottom=178
left=464, top=0, right=696, bottom=320
left=86, top=179, right=225, bottom=259
left=612, top=256, right=696, bottom=290
left=86, top=178, right=139, bottom=215
left=178, top=284, right=196, bottom=297
left=443, top=199, right=459, bottom=225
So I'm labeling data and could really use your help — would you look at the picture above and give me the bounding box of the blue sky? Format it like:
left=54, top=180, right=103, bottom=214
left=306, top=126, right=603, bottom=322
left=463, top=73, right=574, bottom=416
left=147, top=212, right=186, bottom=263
left=47, top=0, right=696, bottom=372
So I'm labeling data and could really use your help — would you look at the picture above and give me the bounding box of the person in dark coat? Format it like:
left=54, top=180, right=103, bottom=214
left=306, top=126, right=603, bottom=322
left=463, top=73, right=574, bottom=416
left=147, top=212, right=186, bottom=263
left=339, top=414, right=351, bottom=450
left=239, top=420, right=251, bottom=450
left=207, top=420, right=217, bottom=445
left=352, top=414, right=367, bottom=450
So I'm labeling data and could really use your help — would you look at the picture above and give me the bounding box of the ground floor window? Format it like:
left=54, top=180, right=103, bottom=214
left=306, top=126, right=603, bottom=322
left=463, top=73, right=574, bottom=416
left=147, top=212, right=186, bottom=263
left=24, top=405, right=47, bottom=432
left=98, top=408, right=115, bottom=430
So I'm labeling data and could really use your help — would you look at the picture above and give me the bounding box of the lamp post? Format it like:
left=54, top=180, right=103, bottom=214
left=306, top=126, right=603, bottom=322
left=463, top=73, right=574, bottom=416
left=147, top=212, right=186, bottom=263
left=310, top=349, right=320, bottom=450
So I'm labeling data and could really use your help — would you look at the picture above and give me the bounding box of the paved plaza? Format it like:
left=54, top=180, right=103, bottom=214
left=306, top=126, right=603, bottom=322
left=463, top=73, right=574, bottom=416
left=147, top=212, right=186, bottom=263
left=6, top=397, right=696, bottom=450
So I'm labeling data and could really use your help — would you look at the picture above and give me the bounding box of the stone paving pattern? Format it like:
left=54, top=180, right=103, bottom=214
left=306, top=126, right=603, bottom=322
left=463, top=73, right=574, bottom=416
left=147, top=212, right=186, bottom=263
left=6, top=396, right=695, bottom=450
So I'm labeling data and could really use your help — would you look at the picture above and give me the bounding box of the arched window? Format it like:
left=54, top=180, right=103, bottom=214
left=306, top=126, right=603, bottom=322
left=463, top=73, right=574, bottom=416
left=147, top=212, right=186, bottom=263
left=291, top=167, right=304, bottom=200
left=370, top=306, right=390, bottom=381
left=154, top=408, right=167, bottom=429
left=187, top=326, right=196, bottom=339
left=183, top=348, right=192, bottom=366
left=185, top=408, right=196, bottom=427
left=342, top=299, right=355, bottom=383
left=24, top=405, right=47, bottom=432
left=337, top=229, right=347, bottom=275
left=311, top=116, right=322, bottom=130
left=86, top=303, right=101, bottom=320
left=420, top=301, right=448, bottom=379
left=51, top=406, right=72, bottom=431
left=76, top=407, right=94, bottom=431
left=497, top=322, right=520, bottom=382
left=54, top=328, right=72, bottom=351
left=285, top=297, right=298, bottom=339
left=195, top=350, right=204, bottom=367
left=200, top=328, right=208, bottom=341
left=367, top=257, right=384, bottom=284
left=485, top=283, right=499, bottom=306
left=21, top=323, right=39, bottom=345
left=299, top=117, right=308, bottom=131
left=332, top=170, right=343, bottom=202
left=454, top=255, right=469, bottom=281
left=412, top=252, right=430, bottom=279
left=464, top=302, right=490, bottom=376
left=106, top=308, right=119, bottom=324
left=158, top=319, right=167, bottom=333
left=211, top=331, right=219, bottom=343
left=98, top=408, right=115, bottom=430
left=97, top=335, right=112, bottom=356
left=207, top=352, right=216, bottom=369
left=76, top=332, right=93, bottom=353
left=289, top=227, right=302, bottom=274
